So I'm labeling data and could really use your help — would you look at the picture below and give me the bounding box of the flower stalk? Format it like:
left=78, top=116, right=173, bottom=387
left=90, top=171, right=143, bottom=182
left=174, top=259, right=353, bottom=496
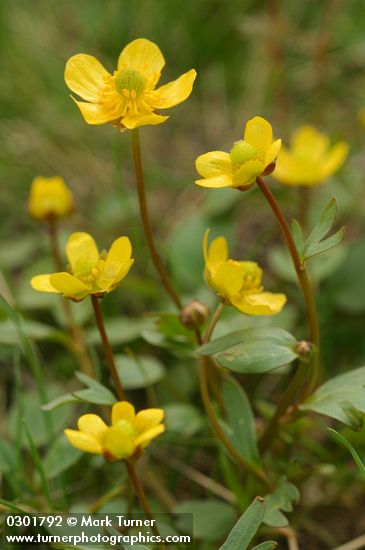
left=255, top=176, right=320, bottom=450
left=131, top=129, right=182, bottom=310
left=90, top=295, right=125, bottom=400
left=126, top=462, right=166, bottom=549
left=47, top=219, right=95, bottom=377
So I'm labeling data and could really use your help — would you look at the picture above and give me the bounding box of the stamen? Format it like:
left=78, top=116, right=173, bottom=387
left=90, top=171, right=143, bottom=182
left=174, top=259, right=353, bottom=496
left=115, top=68, right=146, bottom=95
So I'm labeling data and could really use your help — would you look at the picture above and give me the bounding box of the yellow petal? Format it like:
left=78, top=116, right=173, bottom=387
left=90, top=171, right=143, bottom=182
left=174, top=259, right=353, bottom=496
left=195, top=175, right=232, bottom=188
left=31, top=274, right=59, bottom=293
left=231, top=291, right=287, bottom=316
left=64, top=429, right=102, bottom=454
left=66, top=232, right=99, bottom=278
left=134, top=409, right=164, bottom=433
left=244, top=117, right=273, bottom=151
left=320, top=142, right=349, bottom=180
left=65, top=54, right=110, bottom=102
left=213, top=262, right=244, bottom=296
left=208, top=236, right=229, bottom=266
left=49, top=272, right=90, bottom=301
left=148, top=69, right=196, bottom=109
left=107, top=236, right=132, bottom=264
left=292, top=126, right=329, bottom=161
left=195, top=151, right=232, bottom=178
left=118, top=38, right=165, bottom=78
left=232, top=159, right=264, bottom=187
left=71, top=97, right=116, bottom=125
left=265, top=139, right=282, bottom=166
left=121, top=113, right=169, bottom=129
left=112, top=401, right=136, bottom=425
left=102, top=424, right=136, bottom=460
left=77, top=414, right=108, bottom=441
left=135, top=424, right=165, bottom=449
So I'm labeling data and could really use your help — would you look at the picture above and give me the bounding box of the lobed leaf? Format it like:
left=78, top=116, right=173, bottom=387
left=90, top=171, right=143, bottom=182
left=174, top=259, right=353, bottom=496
left=263, top=478, right=300, bottom=528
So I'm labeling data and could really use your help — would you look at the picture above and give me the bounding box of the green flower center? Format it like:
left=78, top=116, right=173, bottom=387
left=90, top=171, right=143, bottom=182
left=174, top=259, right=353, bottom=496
left=72, top=259, right=104, bottom=283
left=230, top=141, right=256, bottom=167
left=115, top=419, right=137, bottom=438
left=115, top=68, right=146, bottom=95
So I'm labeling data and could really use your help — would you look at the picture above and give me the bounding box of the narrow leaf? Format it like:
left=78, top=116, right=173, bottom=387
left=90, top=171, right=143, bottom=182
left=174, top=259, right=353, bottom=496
left=219, top=496, right=266, bottom=550
left=219, top=378, right=260, bottom=464
left=327, top=428, right=365, bottom=475
left=305, top=227, right=345, bottom=259
left=304, top=198, right=337, bottom=254
left=251, top=543, right=278, bottom=550
left=291, top=219, right=304, bottom=257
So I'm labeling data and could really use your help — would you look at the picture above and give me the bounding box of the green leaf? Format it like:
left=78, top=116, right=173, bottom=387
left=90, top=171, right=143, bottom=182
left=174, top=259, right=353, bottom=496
left=43, top=435, right=82, bottom=479
left=291, top=219, right=304, bottom=256
left=199, top=328, right=298, bottom=374
left=0, top=319, right=60, bottom=344
left=327, top=428, right=365, bottom=475
left=9, top=389, right=70, bottom=447
left=164, top=403, right=204, bottom=436
left=263, top=479, right=300, bottom=527
left=303, top=198, right=337, bottom=252
left=42, top=393, right=81, bottom=411
left=304, top=227, right=345, bottom=259
left=73, top=387, right=116, bottom=406
left=219, top=497, right=266, bottom=550
left=299, top=198, right=344, bottom=261
left=251, top=542, right=278, bottom=550
left=174, top=499, right=236, bottom=542
left=115, top=354, right=166, bottom=389
left=74, top=372, right=116, bottom=404
left=300, top=366, right=365, bottom=427
left=219, top=378, right=260, bottom=464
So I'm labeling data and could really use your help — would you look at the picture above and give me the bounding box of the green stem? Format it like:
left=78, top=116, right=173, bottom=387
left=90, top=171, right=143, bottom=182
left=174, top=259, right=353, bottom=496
left=90, top=296, right=125, bottom=400
left=131, top=129, right=182, bottom=310
left=203, top=302, right=224, bottom=344
left=255, top=177, right=320, bottom=449
left=126, top=462, right=166, bottom=550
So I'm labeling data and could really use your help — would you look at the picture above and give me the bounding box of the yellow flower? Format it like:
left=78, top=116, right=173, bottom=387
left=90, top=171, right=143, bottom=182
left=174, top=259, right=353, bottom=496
left=203, top=230, right=286, bottom=315
left=195, top=117, right=281, bottom=190
left=64, top=38, right=196, bottom=130
left=65, top=401, right=165, bottom=462
left=31, top=232, right=133, bottom=301
left=28, top=176, right=73, bottom=221
left=273, top=125, right=349, bottom=186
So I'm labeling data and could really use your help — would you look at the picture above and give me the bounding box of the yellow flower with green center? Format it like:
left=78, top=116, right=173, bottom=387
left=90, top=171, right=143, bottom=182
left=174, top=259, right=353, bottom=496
left=195, top=117, right=281, bottom=190
left=28, top=176, right=73, bottom=221
left=64, top=38, right=197, bottom=130
left=65, top=401, right=165, bottom=462
left=31, top=232, right=133, bottom=301
left=273, top=125, right=349, bottom=186
left=203, top=230, right=286, bottom=315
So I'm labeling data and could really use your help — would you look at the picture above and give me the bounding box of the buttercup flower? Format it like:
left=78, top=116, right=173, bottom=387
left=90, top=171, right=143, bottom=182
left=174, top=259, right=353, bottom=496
left=65, top=401, right=165, bottom=462
left=28, top=176, right=73, bottom=221
left=273, top=125, right=348, bottom=186
left=204, top=230, right=286, bottom=315
left=65, top=38, right=196, bottom=130
left=195, top=117, right=281, bottom=190
left=31, top=232, right=133, bottom=301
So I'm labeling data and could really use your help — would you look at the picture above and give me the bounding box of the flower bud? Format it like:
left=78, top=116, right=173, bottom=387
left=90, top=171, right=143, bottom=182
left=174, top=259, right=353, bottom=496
left=28, top=176, right=74, bottom=221
left=179, top=300, right=210, bottom=329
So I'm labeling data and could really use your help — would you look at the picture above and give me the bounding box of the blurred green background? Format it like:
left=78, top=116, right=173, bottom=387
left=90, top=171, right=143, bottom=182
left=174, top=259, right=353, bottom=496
left=2, top=1, right=365, bottom=547
left=1, top=0, right=365, bottom=368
